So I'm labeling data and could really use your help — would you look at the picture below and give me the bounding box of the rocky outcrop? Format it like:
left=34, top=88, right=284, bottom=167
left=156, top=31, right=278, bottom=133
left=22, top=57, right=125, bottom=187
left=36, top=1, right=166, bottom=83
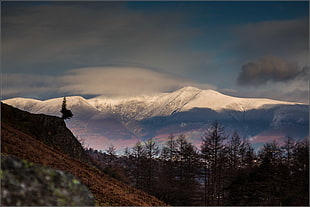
left=1, top=155, right=94, bottom=206
left=1, top=103, right=89, bottom=163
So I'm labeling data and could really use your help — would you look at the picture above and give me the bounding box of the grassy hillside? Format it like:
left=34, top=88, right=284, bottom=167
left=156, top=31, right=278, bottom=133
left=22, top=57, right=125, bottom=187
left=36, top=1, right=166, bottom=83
left=1, top=103, right=166, bottom=206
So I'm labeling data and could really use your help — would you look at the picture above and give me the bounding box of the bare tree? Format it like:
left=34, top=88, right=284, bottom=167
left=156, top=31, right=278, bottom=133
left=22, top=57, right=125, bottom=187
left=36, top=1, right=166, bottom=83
left=144, top=138, right=159, bottom=193
left=200, top=121, right=226, bottom=205
left=106, top=144, right=117, bottom=165
left=131, top=141, right=146, bottom=189
left=175, top=134, right=199, bottom=205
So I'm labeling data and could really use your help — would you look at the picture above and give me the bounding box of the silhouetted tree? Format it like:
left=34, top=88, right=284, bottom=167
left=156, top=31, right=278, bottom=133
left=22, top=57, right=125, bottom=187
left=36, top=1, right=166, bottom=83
left=200, top=121, right=226, bottom=205
left=131, top=141, right=146, bottom=189
left=144, top=138, right=160, bottom=193
left=106, top=144, right=117, bottom=165
left=174, top=134, right=200, bottom=205
left=290, top=139, right=309, bottom=205
left=61, top=97, right=73, bottom=119
left=240, top=139, right=256, bottom=168
left=156, top=134, right=178, bottom=205
left=227, top=132, right=243, bottom=171
left=282, top=136, right=295, bottom=169
left=259, top=140, right=282, bottom=166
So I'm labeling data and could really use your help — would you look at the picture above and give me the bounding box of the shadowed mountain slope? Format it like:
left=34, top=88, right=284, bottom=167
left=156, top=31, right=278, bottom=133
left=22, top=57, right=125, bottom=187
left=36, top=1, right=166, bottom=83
left=1, top=103, right=166, bottom=206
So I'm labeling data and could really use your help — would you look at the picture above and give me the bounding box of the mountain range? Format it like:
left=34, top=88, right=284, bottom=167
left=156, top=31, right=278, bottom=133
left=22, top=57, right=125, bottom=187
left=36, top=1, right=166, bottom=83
left=3, top=86, right=308, bottom=150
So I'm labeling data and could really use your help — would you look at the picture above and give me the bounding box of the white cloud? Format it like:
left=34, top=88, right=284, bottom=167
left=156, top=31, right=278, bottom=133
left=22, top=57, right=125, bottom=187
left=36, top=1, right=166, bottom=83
left=59, top=67, right=216, bottom=97
left=2, top=67, right=216, bottom=99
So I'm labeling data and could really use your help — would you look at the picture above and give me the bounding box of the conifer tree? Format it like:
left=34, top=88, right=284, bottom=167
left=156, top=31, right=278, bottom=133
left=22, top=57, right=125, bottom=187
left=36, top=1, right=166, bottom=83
left=61, top=97, right=73, bottom=119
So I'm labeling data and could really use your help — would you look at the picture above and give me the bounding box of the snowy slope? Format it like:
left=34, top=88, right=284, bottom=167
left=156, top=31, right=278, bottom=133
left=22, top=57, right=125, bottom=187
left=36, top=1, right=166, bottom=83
left=3, top=96, right=98, bottom=117
left=87, top=86, right=301, bottom=121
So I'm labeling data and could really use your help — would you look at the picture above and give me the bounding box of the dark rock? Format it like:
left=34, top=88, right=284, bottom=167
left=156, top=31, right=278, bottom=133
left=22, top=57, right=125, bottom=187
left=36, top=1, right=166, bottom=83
left=1, top=155, right=95, bottom=206
left=1, top=103, right=89, bottom=163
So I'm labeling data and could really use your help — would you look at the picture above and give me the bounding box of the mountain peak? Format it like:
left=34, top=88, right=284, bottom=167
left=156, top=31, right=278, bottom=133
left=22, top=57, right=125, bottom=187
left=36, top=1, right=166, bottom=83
left=176, top=86, right=201, bottom=93
left=175, top=86, right=227, bottom=97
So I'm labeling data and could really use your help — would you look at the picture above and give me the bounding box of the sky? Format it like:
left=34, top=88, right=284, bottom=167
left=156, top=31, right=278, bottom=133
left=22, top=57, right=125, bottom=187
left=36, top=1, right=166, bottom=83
left=1, top=1, right=309, bottom=103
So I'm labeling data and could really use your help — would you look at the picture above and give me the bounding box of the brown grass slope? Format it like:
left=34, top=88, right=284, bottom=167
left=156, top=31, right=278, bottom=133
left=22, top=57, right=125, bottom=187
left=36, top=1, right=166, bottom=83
left=1, top=103, right=166, bottom=206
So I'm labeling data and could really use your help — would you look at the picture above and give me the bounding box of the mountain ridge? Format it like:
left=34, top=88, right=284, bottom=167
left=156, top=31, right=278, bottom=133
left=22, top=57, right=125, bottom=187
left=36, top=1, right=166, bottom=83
left=3, top=86, right=308, bottom=150
left=4, top=86, right=303, bottom=120
left=89, top=86, right=303, bottom=116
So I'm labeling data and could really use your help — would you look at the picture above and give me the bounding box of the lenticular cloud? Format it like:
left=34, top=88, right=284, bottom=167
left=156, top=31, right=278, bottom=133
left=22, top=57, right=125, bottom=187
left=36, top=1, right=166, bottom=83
left=59, top=66, right=216, bottom=97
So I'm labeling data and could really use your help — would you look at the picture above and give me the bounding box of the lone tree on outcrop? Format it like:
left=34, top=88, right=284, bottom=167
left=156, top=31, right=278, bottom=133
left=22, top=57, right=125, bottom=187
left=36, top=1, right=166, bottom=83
left=61, top=97, right=73, bottom=120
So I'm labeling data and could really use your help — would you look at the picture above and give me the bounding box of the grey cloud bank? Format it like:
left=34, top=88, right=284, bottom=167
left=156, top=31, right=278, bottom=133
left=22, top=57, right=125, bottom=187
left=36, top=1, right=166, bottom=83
left=233, top=17, right=308, bottom=63
left=2, top=74, right=59, bottom=99
left=2, top=3, right=208, bottom=77
left=232, top=17, right=309, bottom=103
left=234, top=55, right=309, bottom=103
left=237, top=56, right=308, bottom=86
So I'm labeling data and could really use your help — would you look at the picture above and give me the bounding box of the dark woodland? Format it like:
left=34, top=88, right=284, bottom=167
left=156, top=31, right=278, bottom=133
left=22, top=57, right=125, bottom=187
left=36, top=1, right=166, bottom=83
left=85, top=122, right=309, bottom=206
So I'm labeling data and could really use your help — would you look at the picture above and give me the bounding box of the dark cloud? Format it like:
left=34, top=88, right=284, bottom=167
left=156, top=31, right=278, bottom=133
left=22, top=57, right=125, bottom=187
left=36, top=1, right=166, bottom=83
left=237, top=56, right=308, bottom=86
left=1, top=3, right=210, bottom=76
left=234, top=17, right=308, bottom=60
left=2, top=74, right=59, bottom=99
left=233, top=17, right=309, bottom=102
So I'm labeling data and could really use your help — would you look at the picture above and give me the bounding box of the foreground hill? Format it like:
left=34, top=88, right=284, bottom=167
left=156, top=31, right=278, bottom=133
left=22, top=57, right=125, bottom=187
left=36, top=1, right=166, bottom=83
left=1, top=103, right=166, bottom=206
left=3, top=86, right=308, bottom=150
left=1, top=102, right=89, bottom=163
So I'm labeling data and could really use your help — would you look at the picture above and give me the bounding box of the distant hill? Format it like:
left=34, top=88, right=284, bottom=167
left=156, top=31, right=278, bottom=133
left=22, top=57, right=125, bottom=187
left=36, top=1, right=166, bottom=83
left=1, top=103, right=166, bottom=206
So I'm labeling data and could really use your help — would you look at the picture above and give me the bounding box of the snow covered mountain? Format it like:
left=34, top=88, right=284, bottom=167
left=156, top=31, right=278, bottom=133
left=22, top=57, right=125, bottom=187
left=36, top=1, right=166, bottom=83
left=3, top=86, right=308, bottom=150
left=88, top=86, right=301, bottom=121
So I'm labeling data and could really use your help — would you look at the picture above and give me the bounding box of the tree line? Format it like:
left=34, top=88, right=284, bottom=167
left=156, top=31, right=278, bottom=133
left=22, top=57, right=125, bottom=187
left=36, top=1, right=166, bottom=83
left=85, top=122, right=309, bottom=206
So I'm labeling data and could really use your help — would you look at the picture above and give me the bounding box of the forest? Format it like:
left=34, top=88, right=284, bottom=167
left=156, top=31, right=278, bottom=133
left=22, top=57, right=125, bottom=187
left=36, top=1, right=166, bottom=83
left=85, top=122, right=309, bottom=206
